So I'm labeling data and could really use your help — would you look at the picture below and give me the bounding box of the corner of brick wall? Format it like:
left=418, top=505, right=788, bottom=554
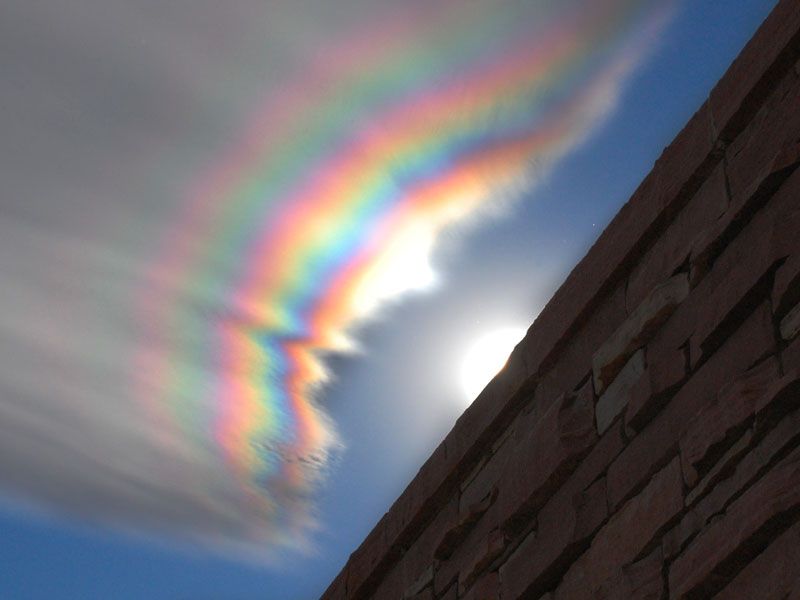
left=322, top=1, right=800, bottom=598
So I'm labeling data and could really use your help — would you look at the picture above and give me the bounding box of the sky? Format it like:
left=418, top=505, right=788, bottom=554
left=0, top=0, right=778, bottom=598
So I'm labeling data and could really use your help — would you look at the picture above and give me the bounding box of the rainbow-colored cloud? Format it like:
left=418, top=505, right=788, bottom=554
left=140, top=0, right=672, bottom=551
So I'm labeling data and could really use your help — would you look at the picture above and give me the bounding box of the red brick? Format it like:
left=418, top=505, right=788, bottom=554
left=593, top=275, right=688, bottom=394
left=709, top=0, right=800, bottom=143
left=556, top=458, right=684, bottom=599
left=596, top=547, right=664, bottom=600
left=714, top=519, right=800, bottom=600
left=626, top=161, right=727, bottom=313
left=607, top=302, right=775, bottom=510
left=669, top=445, right=800, bottom=598
left=496, top=386, right=596, bottom=532
left=679, top=356, right=779, bottom=486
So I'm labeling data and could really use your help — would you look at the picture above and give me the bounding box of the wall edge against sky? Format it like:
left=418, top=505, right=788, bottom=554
left=322, top=1, right=800, bottom=597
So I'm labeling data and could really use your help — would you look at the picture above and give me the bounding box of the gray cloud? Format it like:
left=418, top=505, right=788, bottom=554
left=0, top=0, right=668, bottom=557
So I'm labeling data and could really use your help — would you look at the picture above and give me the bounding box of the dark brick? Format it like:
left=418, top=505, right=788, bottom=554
left=596, top=350, right=645, bottom=435
left=724, top=67, right=800, bottom=210
left=679, top=356, right=780, bottom=486
left=754, top=368, right=800, bottom=425
left=499, top=423, right=625, bottom=600
left=461, top=572, right=499, bottom=600
left=773, top=253, right=800, bottom=318
left=688, top=196, right=794, bottom=369
left=607, top=302, right=775, bottom=511
left=459, top=529, right=506, bottom=594
left=596, top=547, right=664, bottom=600
left=625, top=345, right=686, bottom=434
left=626, top=161, right=727, bottom=312
left=714, top=519, right=800, bottom=600
left=435, top=488, right=495, bottom=560
left=556, top=458, right=683, bottom=600
left=593, top=275, right=688, bottom=394
left=669, top=445, right=800, bottom=599
left=497, top=387, right=596, bottom=532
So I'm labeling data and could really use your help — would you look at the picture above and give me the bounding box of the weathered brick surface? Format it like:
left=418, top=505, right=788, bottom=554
left=669, top=445, right=800, bottom=599
left=593, top=275, right=688, bottom=394
left=714, top=519, right=800, bottom=600
left=321, top=4, right=800, bottom=598
left=607, top=301, right=775, bottom=511
left=596, top=547, right=664, bottom=600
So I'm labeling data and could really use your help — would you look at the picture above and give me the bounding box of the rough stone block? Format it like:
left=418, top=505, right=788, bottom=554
left=689, top=202, right=791, bottom=369
left=725, top=67, right=800, bottom=209
left=625, top=345, right=685, bottom=434
left=403, top=565, right=433, bottom=599
left=460, top=572, right=499, bottom=600
left=499, top=424, right=624, bottom=600
left=607, top=302, right=775, bottom=510
left=593, top=274, right=689, bottom=394
left=436, top=488, right=496, bottom=560
left=714, top=519, right=800, bottom=600
left=556, top=459, right=684, bottom=599
left=689, top=407, right=800, bottom=543
left=497, top=386, right=596, bottom=532
left=626, top=163, right=728, bottom=312
left=754, top=368, right=800, bottom=424
left=679, top=356, right=779, bottom=486
left=596, top=547, right=664, bottom=600
left=459, top=529, right=506, bottom=594
left=685, top=427, right=754, bottom=509
left=669, top=445, right=800, bottom=598
left=596, top=350, right=645, bottom=434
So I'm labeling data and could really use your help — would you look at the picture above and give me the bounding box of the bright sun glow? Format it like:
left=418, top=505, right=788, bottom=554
left=460, top=327, right=526, bottom=402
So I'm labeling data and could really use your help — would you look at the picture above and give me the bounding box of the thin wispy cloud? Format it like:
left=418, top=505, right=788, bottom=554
left=0, top=0, right=672, bottom=557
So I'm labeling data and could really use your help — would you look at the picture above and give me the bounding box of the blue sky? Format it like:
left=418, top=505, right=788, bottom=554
left=0, top=1, right=778, bottom=598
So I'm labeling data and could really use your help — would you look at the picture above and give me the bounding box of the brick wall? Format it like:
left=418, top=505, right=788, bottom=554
left=322, top=1, right=800, bottom=598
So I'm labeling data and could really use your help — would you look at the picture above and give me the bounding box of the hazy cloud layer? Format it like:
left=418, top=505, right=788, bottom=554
left=0, top=0, right=670, bottom=557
